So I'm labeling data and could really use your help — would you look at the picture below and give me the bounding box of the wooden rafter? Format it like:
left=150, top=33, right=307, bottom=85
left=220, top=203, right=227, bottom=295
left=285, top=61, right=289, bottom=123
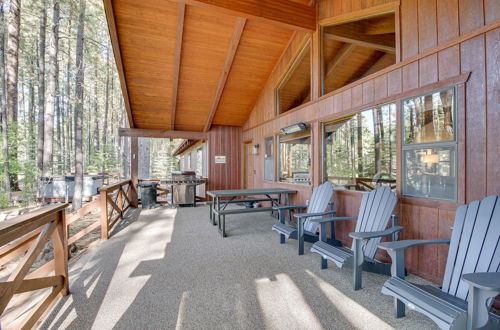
left=324, top=32, right=396, bottom=54
left=169, top=0, right=315, bottom=31
left=324, top=44, right=356, bottom=79
left=170, top=3, right=186, bottom=130
left=204, top=17, right=246, bottom=132
left=103, top=0, right=134, bottom=128
left=119, top=128, right=208, bottom=140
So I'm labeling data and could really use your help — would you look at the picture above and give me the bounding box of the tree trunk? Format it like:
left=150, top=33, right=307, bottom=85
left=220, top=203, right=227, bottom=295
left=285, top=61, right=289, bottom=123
left=0, top=0, right=10, bottom=193
left=73, top=0, right=86, bottom=211
left=102, top=44, right=110, bottom=175
left=64, top=17, right=72, bottom=173
left=37, top=0, right=47, bottom=176
left=42, top=0, right=60, bottom=178
left=5, top=0, right=21, bottom=191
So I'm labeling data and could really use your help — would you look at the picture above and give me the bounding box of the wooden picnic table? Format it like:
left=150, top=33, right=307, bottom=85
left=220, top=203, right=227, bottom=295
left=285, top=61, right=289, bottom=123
left=207, top=188, right=297, bottom=237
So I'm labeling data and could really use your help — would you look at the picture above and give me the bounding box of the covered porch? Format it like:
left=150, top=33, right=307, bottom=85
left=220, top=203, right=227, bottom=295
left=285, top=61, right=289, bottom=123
left=40, top=205, right=436, bottom=329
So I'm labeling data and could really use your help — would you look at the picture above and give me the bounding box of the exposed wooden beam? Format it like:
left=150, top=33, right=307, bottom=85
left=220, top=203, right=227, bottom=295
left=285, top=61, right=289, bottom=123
left=169, top=0, right=315, bottom=31
left=324, top=32, right=396, bottom=54
left=204, top=18, right=246, bottom=132
left=324, top=44, right=356, bottom=79
left=119, top=128, right=208, bottom=140
left=170, top=3, right=186, bottom=130
left=364, top=15, right=396, bottom=35
left=103, top=0, right=134, bottom=128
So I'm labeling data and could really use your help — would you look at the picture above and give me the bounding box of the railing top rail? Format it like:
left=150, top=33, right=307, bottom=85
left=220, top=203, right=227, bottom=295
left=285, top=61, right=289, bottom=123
left=99, top=179, right=132, bottom=193
left=0, top=204, right=68, bottom=247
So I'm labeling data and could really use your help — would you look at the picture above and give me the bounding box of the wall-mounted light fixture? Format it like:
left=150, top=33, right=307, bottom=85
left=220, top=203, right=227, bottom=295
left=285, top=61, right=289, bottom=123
left=252, top=144, right=260, bottom=155
left=280, top=122, right=309, bottom=135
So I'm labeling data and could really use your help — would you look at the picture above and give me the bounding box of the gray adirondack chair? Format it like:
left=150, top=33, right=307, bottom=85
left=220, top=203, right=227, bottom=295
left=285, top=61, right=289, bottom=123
left=378, top=195, right=500, bottom=330
left=271, top=181, right=335, bottom=255
left=310, top=186, right=401, bottom=290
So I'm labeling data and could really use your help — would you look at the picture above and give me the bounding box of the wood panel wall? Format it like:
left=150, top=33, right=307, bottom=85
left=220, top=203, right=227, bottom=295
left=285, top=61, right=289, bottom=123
left=207, top=126, right=242, bottom=191
left=242, top=0, right=500, bottom=284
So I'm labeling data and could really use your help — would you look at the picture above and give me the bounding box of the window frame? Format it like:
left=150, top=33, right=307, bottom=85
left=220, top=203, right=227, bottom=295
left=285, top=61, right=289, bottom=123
left=275, top=39, right=312, bottom=116
left=278, top=128, right=312, bottom=186
left=321, top=102, right=398, bottom=189
left=264, top=136, right=275, bottom=182
left=319, top=9, right=399, bottom=97
left=400, top=86, right=458, bottom=202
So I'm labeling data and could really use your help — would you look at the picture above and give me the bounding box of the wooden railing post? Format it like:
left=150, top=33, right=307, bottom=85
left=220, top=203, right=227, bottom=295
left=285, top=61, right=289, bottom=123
left=100, top=188, right=109, bottom=240
left=52, top=208, right=69, bottom=296
left=117, top=185, right=124, bottom=220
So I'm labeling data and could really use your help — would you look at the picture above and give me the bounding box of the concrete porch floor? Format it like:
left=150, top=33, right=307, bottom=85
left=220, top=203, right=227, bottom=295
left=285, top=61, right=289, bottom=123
left=41, top=205, right=438, bottom=330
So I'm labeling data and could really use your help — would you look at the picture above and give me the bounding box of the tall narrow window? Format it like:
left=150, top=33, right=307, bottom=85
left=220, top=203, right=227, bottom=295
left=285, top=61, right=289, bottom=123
left=279, top=129, right=311, bottom=185
left=264, top=136, right=275, bottom=181
left=276, top=41, right=311, bottom=114
left=402, top=87, right=457, bottom=201
left=323, top=103, right=397, bottom=190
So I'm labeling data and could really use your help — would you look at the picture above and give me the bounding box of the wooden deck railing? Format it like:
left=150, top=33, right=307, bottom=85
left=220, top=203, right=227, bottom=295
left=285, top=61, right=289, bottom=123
left=0, top=204, right=69, bottom=329
left=99, top=179, right=137, bottom=240
left=0, top=179, right=137, bottom=327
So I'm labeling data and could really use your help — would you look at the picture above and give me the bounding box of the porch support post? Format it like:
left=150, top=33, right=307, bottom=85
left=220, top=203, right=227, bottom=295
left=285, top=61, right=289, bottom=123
left=130, top=137, right=139, bottom=208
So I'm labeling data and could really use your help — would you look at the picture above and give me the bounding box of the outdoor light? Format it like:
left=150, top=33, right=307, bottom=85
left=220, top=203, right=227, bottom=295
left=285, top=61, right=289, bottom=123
left=280, top=122, right=309, bottom=135
left=252, top=144, right=259, bottom=155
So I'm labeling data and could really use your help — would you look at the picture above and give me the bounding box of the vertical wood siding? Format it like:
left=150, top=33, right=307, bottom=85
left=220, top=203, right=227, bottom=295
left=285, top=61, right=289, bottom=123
left=207, top=125, right=242, bottom=191
left=240, top=0, right=500, bottom=283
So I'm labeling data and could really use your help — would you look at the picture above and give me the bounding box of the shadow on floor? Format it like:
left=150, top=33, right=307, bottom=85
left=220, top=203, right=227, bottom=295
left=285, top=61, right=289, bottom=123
left=41, top=205, right=438, bottom=330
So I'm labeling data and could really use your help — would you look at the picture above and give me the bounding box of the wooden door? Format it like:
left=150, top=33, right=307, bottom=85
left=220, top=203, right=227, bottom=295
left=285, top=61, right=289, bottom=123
left=244, top=142, right=254, bottom=189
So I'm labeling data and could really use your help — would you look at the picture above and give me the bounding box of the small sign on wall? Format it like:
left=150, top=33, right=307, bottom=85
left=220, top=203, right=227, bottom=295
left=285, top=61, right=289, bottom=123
left=214, top=155, right=226, bottom=164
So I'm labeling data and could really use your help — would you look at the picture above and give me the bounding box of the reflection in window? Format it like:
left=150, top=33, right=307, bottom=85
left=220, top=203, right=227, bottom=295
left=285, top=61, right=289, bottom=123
left=276, top=41, right=311, bottom=114
left=403, top=88, right=454, bottom=144
left=403, top=147, right=456, bottom=201
left=264, top=137, right=274, bottom=181
left=196, top=148, right=203, bottom=176
left=323, top=103, right=396, bottom=191
left=402, top=87, right=457, bottom=201
left=279, top=129, right=311, bottom=185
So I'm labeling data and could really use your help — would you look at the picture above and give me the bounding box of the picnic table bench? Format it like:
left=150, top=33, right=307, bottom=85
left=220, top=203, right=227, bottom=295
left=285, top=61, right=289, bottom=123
left=207, top=188, right=297, bottom=237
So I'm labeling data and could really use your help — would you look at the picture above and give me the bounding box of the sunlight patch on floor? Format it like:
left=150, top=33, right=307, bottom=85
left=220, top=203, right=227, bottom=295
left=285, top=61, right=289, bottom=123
left=175, top=291, right=190, bottom=330
left=90, top=207, right=176, bottom=328
left=256, top=273, right=323, bottom=329
left=306, top=270, right=393, bottom=330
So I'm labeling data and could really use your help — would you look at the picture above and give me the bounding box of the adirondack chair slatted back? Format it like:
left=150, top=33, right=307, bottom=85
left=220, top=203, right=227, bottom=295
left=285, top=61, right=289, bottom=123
left=351, top=186, right=397, bottom=259
left=441, top=195, right=500, bottom=301
left=303, top=182, right=334, bottom=233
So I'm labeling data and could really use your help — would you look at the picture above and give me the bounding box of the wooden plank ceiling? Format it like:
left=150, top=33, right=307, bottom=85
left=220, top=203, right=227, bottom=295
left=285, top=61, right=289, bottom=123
left=105, top=0, right=314, bottom=132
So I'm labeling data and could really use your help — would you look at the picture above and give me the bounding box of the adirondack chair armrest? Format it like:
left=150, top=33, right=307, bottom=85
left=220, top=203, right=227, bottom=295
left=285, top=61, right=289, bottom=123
left=462, top=272, right=500, bottom=292
left=308, top=216, right=358, bottom=223
left=378, top=239, right=450, bottom=278
left=272, top=205, right=308, bottom=211
left=378, top=238, right=451, bottom=252
left=349, top=226, right=403, bottom=240
left=293, top=210, right=336, bottom=219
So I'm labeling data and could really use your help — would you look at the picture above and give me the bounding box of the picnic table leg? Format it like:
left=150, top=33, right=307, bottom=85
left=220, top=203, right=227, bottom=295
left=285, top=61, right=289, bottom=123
left=216, top=197, right=220, bottom=226
left=297, top=218, right=304, bottom=255
left=278, top=207, right=286, bottom=244
left=209, top=200, right=213, bottom=224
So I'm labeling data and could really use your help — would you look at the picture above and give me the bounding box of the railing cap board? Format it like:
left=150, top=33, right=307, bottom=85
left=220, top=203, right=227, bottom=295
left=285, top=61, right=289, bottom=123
left=99, top=179, right=132, bottom=193
left=0, top=204, right=68, bottom=247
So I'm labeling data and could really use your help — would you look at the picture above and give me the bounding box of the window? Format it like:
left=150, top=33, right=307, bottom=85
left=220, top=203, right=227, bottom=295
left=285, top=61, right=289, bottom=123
left=323, top=103, right=397, bottom=190
left=322, top=12, right=396, bottom=95
left=264, top=136, right=275, bottom=181
left=279, top=129, right=311, bottom=185
left=402, top=87, right=457, bottom=201
left=276, top=41, right=311, bottom=114
left=196, top=147, right=203, bottom=176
